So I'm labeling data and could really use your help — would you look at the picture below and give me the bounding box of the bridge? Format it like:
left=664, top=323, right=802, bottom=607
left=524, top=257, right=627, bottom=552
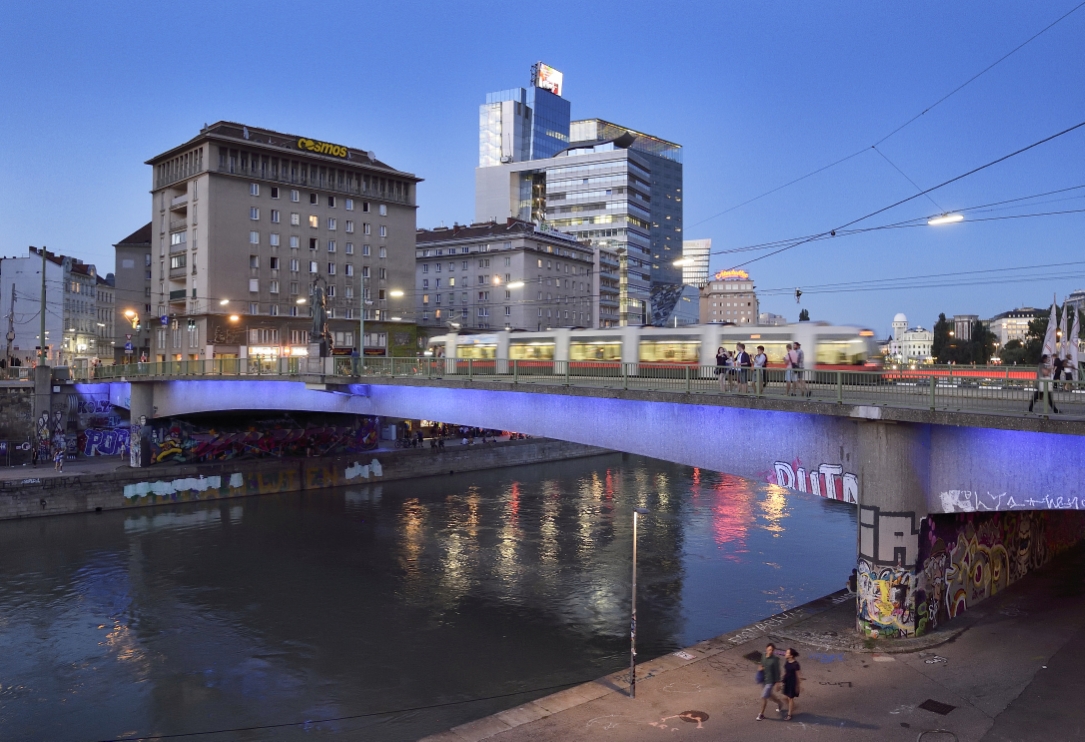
left=30, top=358, right=1085, bottom=639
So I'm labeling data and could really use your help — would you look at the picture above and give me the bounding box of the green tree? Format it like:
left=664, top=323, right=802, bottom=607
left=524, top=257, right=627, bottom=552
left=798, top=309, right=810, bottom=322
left=1024, top=315, right=1048, bottom=365
left=932, top=313, right=952, bottom=360
left=968, top=319, right=997, bottom=364
left=999, top=339, right=1026, bottom=365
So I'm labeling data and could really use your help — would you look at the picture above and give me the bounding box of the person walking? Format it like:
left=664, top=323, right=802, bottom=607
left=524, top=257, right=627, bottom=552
left=715, top=346, right=728, bottom=393
left=757, top=643, right=785, bottom=720
left=781, top=648, right=802, bottom=720
left=753, top=345, right=768, bottom=392
left=1028, top=354, right=1059, bottom=413
left=784, top=343, right=796, bottom=396
left=735, top=343, right=752, bottom=393
left=53, top=445, right=64, bottom=472
left=793, top=341, right=810, bottom=397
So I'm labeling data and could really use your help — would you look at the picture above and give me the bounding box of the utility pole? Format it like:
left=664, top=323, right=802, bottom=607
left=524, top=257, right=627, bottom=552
left=5, top=284, right=15, bottom=368
left=38, top=246, right=47, bottom=367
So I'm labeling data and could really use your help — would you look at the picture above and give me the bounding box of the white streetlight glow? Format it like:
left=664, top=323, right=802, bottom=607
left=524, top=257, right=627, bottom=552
left=927, top=213, right=964, bottom=226
left=506, top=281, right=525, bottom=289
left=389, top=290, right=405, bottom=298
left=296, top=297, right=307, bottom=304
left=219, top=298, right=230, bottom=305
left=672, top=258, right=691, bottom=266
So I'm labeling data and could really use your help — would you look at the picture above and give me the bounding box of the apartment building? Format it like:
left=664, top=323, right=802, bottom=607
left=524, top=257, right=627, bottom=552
left=415, top=219, right=598, bottom=331
left=113, top=223, right=153, bottom=361
left=699, top=269, right=759, bottom=325
left=146, top=121, right=421, bottom=361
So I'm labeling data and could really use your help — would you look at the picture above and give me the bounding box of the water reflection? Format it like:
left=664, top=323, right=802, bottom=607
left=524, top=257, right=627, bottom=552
left=0, top=454, right=856, bottom=741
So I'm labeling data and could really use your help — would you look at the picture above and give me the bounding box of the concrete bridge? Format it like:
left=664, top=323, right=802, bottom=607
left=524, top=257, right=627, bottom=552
left=39, top=363, right=1085, bottom=640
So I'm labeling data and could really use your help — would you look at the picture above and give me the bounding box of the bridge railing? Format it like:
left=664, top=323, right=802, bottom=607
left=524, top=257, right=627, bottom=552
left=71, top=357, right=1084, bottom=417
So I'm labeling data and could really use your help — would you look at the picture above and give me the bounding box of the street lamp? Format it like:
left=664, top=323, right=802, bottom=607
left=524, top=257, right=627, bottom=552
left=506, top=281, right=525, bottom=289
left=219, top=298, right=230, bottom=306
left=630, top=506, right=650, bottom=699
left=927, top=213, right=964, bottom=226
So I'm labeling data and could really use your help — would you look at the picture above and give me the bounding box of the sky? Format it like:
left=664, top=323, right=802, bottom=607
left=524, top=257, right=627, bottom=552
left=1, top=0, right=1083, bottom=336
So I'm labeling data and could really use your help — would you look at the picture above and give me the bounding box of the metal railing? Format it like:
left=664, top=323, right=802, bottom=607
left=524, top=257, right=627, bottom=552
left=67, top=359, right=1085, bottom=419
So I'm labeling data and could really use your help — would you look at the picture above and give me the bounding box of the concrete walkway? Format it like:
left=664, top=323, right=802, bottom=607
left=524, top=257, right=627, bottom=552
left=422, top=543, right=1085, bottom=742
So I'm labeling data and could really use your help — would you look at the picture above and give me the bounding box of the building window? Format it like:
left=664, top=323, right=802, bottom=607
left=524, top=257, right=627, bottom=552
left=291, top=190, right=300, bottom=202
left=327, top=285, right=336, bottom=297
left=328, top=263, right=336, bottom=275
left=310, top=193, right=318, bottom=204
left=310, top=238, right=318, bottom=250
left=290, top=213, right=300, bottom=226
left=327, top=240, right=336, bottom=253
left=169, top=254, right=186, bottom=269
left=250, top=207, right=260, bottom=220
left=345, top=199, right=354, bottom=211
left=270, top=187, right=279, bottom=199
left=327, top=217, right=337, bottom=230
left=309, top=215, right=319, bottom=228
left=423, top=279, right=429, bottom=289
left=249, top=255, right=259, bottom=268
left=345, top=264, right=354, bottom=276
left=363, top=223, right=371, bottom=235
left=269, top=280, right=279, bottom=294
left=379, top=226, right=387, bottom=238
left=249, top=231, right=259, bottom=245
left=379, top=268, right=386, bottom=279
left=505, top=306, right=511, bottom=316
left=422, top=264, right=429, bottom=274
left=345, top=242, right=354, bottom=255
left=328, top=195, right=336, bottom=208
left=249, top=278, right=259, bottom=292
left=379, top=246, right=387, bottom=258
left=249, top=302, right=259, bottom=314
left=269, top=304, right=279, bottom=316
left=363, top=202, right=371, bottom=213
left=269, top=256, right=279, bottom=270
left=345, top=220, right=354, bottom=233
left=250, top=183, right=259, bottom=196
left=269, top=233, right=280, bottom=247
left=379, top=204, right=387, bottom=216
left=362, top=266, right=370, bottom=278
left=504, top=256, right=511, bottom=266
left=270, top=209, right=280, bottom=223
left=289, top=259, right=299, bottom=272
left=290, top=281, right=298, bottom=295
left=449, top=277, right=455, bottom=287
left=422, top=294, right=429, bottom=305
left=309, top=261, right=318, bottom=273
left=363, top=245, right=371, bottom=257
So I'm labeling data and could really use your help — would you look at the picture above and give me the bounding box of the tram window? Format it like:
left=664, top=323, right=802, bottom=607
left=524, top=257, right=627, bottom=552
left=639, top=341, right=699, bottom=363
left=510, top=343, right=555, bottom=360
left=456, top=345, right=496, bottom=359
left=815, top=339, right=866, bottom=365
left=570, top=341, right=622, bottom=361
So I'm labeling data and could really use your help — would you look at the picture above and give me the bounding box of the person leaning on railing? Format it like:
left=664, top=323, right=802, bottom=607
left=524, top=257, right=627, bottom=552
left=1028, top=354, right=1059, bottom=414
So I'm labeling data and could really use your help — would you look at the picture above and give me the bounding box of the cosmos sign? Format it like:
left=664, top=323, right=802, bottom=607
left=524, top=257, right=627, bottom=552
left=297, top=137, right=348, bottom=158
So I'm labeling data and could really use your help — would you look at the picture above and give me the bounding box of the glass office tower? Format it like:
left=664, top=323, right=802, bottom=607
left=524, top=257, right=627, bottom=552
left=479, top=86, right=570, bottom=167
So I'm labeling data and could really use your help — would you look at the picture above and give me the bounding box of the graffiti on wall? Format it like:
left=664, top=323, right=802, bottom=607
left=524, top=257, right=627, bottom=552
left=80, top=427, right=131, bottom=457
left=940, top=489, right=1084, bottom=512
left=912, top=510, right=1085, bottom=636
left=145, top=417, right=378, bottom=465
left=857, top=557, right=915, bottom=639
left=767, top=459, right=859, bottom=503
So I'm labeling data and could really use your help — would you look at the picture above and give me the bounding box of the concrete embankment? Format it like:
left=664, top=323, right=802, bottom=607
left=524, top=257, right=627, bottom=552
left=0, top=438, right=609, bottom=520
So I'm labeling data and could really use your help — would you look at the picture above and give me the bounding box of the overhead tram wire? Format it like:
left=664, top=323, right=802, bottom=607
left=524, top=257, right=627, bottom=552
left=729, top=118, right=1085, bottom=269
left=689, top=0, right=1085, bottom=230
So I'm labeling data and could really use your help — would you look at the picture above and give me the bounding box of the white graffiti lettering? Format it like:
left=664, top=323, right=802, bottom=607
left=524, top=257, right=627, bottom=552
left=939, top=489, right=1084, bottom=512
left=770, top=460, right=858, bottom=503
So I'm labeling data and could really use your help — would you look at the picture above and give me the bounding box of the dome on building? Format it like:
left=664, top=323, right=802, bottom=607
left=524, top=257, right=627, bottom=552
left=893, top=312, right=907, bottom=324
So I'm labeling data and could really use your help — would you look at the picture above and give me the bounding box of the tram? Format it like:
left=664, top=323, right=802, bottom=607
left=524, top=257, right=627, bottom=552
left=426, top=323, right=880, bottom=370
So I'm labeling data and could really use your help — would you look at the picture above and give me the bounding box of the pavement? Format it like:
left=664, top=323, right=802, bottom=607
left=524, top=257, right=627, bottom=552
left=421, top=542, right=1085, bottom=742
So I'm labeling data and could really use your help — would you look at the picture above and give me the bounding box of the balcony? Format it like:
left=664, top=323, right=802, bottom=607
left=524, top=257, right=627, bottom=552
left=169, top=289, right=187, bottom=302
left=169, top=266, right=186, bottom=279
left=170, top=195, right=189, bottom=211
left=169, top=218, right=187, bottom=232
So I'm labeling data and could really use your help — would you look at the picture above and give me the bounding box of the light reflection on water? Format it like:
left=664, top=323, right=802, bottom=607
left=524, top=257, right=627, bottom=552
left=0, top=453, right=855, bottom=741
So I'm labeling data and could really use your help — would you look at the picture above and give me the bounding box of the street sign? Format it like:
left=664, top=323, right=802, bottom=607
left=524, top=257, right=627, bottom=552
left=124, top=342, right=134, bottom=351
left=125, top=333, right=133, bottom=340
left=160, top=315, right=169, bottom=326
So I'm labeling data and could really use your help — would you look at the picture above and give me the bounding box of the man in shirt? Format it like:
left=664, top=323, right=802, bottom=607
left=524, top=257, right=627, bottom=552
left=757, top=642, right=786, bottom=720
left=793, top=341, right=809, bottom=397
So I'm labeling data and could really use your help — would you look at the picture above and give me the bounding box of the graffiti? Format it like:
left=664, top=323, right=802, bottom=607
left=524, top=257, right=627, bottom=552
left=123, top=474, right=234, bottom=499
left=143, top=417, right=379, bottom=465
left=672, top=651, right=695, bottom=660
left=820, top=681, right=854, bottom=688
left=857, top=557, right=916, bottom=638
left=130, top=421, right=143, bottom=468
left=81, top=428, right=130, bottom=456
left=912, top=511, right=1085, bottom=636
left=940, top=489, right=1084, bottom=512
left=726, top=609, right=803, bottom=644
left=35, top=412, right=50, bottom=459
left=808, top=652, right=845, bottom=663
left=768, top=459, right=858, bottom=503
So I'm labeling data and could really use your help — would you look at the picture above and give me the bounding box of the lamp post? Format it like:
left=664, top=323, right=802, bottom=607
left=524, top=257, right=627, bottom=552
left=630, top=506, right=649, bottom=698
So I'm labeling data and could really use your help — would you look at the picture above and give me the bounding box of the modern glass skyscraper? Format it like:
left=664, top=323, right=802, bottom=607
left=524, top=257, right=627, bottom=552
left=478, top=65, right=570, bottom=167
left=681, top=239, right=711, bottom=287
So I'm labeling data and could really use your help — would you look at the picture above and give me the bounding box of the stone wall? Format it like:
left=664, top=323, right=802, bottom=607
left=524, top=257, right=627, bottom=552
left=0, top=438, right=609, bottom=520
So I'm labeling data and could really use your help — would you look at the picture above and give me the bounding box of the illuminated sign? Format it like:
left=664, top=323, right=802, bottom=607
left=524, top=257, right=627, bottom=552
left=534, top=62, right=564, bottom=97
left=713, top=269, right=750, bottom=281
left=297, top=137, right=348, bottom=158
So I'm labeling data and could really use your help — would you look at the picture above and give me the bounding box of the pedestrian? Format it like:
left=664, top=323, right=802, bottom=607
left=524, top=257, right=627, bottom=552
left=715, top=346, right=727, bottom=392
left=736, top=343, right=752, bottom=393
left=782, top=648, right=802, bottom=720
left=784, top=343, right=795, bottom=396
left=753, top=345, right=768, bottom=391
left=1028, top=354, right=1059, bottom=414
left=756, top=642, right=786, bottom=720
left=793, top=341, right=810, bottom=397
left=1052, top=354, right=1066, bottom=390
left=53, top=446, right=64, bottom=472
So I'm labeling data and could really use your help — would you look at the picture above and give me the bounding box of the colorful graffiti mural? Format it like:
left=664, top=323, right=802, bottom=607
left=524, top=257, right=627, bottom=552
left=857, top=558, right=916, bottom=639
left=145, top=417, right=378, bottom=464
left=767, top=459, right=859, bottom=503
left=80, top=427, right=130, bottom=457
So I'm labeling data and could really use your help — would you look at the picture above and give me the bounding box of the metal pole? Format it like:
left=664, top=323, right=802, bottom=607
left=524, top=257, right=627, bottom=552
left=630, top=507, right=649, bottom=699
left=39, top=246, right=47, bottom=366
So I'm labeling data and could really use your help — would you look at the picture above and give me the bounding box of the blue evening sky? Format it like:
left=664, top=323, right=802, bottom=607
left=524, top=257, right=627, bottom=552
left=1, top=0, right=1082, bottom=335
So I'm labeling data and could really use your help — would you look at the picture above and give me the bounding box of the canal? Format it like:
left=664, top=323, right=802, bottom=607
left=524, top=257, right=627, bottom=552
left=0, top=453, right=857, bottom=741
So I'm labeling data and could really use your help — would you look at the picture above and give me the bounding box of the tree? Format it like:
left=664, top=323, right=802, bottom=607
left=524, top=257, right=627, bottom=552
left=968, top=319, right=997, bottom=364
left=1024, top=315, right=1048, bottom=365
left=798, top=309, right=810, bottom=322
left=999, top=339, right=1026, bottom=365
left=932, top=313, right=952, bottom=360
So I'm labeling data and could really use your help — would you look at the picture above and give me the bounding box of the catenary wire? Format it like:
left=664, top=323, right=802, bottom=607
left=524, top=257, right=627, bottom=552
left=688, top=0, right=1085, bottom=229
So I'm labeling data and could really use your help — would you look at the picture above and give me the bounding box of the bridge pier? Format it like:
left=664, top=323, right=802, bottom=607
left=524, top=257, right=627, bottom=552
left=129, top=382, right=154, bottom=468
left=855, top=421, right=930, bottom=639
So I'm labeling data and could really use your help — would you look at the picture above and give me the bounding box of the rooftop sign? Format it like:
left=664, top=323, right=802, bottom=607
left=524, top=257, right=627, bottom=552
left=532, top=62, right=563, bottom=97
left=297, top=137, right=348, bottom=158
left=714, top=269, right=750, bottom=281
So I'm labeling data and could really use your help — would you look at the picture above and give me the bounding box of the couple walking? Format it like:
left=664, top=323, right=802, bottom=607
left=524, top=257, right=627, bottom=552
left=756, top=643, right=803, bottom=721
left=783, top=342, right=809, bottom=397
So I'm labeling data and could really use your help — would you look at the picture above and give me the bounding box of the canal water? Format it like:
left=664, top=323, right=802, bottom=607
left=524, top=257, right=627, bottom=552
left=0, top=453, right=857, bottom=741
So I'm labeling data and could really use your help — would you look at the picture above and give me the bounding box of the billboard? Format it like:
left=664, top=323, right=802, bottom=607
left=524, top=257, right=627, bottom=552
left=534, top=63, right=563, bottom=97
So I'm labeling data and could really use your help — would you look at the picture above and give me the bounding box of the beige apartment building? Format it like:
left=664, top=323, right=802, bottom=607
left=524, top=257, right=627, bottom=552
left=146, top=122, right=421, bottom=362
left=113, top=223, right=153, bottom=362
left=699, top=269, right=759, bottom=325
left=415, top=219, right=604, bottom=331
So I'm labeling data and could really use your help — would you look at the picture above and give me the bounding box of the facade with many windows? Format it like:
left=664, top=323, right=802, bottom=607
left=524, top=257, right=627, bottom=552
left=112, top=223, right=153, bottom=362
left=699, top=270, right=759, bottom=325
left=146, top=121, right=420, bottom=361
left=415, top=219, right=597, bottom=331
